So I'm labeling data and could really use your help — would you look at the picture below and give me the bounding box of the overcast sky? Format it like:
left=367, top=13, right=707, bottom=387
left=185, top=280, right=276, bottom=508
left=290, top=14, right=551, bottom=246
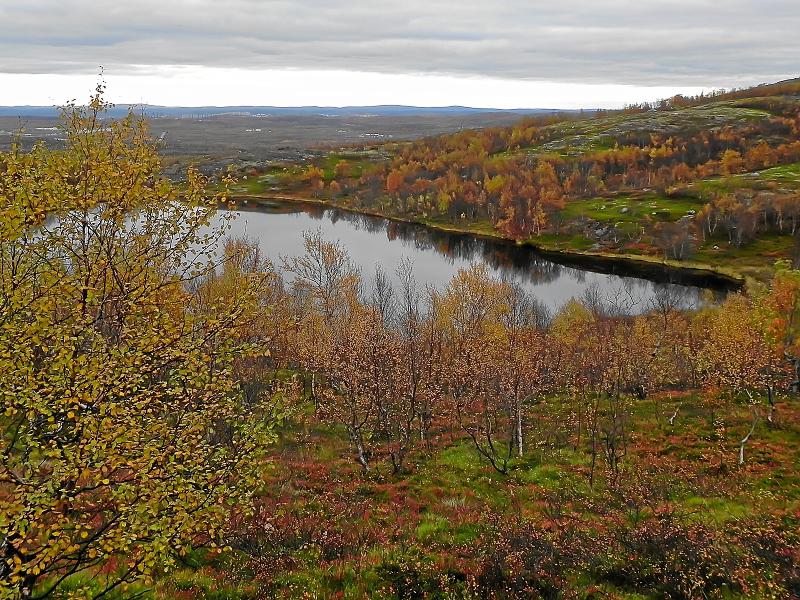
left=1, top=0, right=797, bottom=108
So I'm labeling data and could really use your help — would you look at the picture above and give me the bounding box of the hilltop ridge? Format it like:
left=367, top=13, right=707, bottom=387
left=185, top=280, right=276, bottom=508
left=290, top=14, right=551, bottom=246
left=0, top=104, right=567, bottom=119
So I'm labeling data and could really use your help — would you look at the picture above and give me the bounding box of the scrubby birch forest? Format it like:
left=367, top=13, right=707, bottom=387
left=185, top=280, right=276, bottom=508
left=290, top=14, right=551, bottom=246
left=2, top=91, right=799, bottom=600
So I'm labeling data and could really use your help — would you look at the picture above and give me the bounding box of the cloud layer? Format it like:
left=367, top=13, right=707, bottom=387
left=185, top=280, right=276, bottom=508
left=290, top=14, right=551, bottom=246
left=1, top=0, right=797, bottom=87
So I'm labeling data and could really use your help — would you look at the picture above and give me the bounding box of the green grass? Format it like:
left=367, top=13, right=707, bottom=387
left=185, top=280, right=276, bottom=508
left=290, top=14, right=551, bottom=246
left=415, top=514, right=450, bottom=541
left=682, top=496, right=752, bottom=523
left=420, top=215, right=496, bottom=233
left=516, top=464, right=566, bottom=488
left=755, top=161, right=800, bottom=184
left=530, top=232, right=596, bottom=251
left=230, top=176, right=273, bottom=194
left=560, top=193, right=704, bottom=225
left=694, top=233, right=795, bottom=279
left=434, top=442, right=482, bottom=471
left=315, top=152, right=377, bottom=180
left=690, top=161, right=800, bottom=198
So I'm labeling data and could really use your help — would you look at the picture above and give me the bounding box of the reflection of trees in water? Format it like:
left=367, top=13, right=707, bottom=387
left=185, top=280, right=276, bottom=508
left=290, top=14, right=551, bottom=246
left=583, top=279, right=707, bottom=316
left=313, top=205, right=734, bottom=299
left=416, top=222, right=566, bottom=286
left=649, top=282, right=701, bottom=310
left=304, top=205, right=326, bottom=221
left=326, top=207, right=565, bottom=285
left=237, top=203, right=732, bottom=311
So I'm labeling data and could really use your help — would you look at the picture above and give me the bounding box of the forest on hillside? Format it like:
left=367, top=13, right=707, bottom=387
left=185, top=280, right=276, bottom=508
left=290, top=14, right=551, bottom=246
left=2, top=92, right=800, bottom=600
left=242, top=80, right=800, bottom=276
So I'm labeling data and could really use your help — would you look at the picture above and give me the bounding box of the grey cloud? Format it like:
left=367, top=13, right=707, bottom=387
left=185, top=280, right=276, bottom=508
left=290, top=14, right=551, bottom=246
left=0, top=0, right=797, bottom=86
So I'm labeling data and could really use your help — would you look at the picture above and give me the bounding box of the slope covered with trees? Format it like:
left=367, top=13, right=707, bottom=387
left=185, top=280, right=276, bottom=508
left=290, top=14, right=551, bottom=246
left=243, top=79, right=800, bottom=278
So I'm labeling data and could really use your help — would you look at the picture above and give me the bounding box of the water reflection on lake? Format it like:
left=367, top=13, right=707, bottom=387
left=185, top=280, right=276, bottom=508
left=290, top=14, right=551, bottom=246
left=219, top=201, right=734, bottom=315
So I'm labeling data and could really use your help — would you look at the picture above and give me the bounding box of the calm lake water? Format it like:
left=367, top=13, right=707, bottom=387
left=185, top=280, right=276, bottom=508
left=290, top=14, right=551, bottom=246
left=220, top=200, right=736, bottom=315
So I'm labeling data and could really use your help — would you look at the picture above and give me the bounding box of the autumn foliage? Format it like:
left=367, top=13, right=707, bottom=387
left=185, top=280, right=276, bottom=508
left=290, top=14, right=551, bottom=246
left=0, top=91, right=286, bottom=599
left=3, top=91, right=800, bottom=599
left=228, top=231, right=800, bottom=598
left=271, top=82, right=800, bottom=260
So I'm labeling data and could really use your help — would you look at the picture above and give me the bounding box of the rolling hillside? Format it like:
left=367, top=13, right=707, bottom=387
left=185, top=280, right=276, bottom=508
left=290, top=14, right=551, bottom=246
left=233, top=78, right=800, bottom=280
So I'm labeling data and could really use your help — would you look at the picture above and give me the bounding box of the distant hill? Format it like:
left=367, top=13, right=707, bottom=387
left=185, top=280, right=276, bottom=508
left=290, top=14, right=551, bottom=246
left=0, top=105, right=571, bottom=119
left=253, top=77, right=800, bottom=280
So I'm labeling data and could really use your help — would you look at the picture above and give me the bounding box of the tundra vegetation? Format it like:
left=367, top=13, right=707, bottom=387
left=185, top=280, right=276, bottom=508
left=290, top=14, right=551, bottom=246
left=239, top=79, right=800, bottom=281
left=2, top=90, right=800, bottom=599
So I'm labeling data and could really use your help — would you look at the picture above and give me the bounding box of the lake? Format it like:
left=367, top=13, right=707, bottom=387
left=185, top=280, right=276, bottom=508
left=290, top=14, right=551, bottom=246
left=220, top=200, right=737, bottom=315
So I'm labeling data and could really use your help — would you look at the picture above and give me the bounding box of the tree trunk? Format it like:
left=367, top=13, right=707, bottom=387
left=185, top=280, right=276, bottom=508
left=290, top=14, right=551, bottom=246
left=310, top=373, right=318, bottom=413
left=738, top=409, right=760, bottom=466
left=349, top=428, right=370, bottom=472
left=356, top=440, right=370, bottom=472
left=668, top=405, right=680, bottom=426
left=766, top=386, right=775, bottom=424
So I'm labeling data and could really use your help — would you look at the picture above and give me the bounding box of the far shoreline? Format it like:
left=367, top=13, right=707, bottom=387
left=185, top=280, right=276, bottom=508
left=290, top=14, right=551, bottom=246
left=226, top=193, right=745, bottom=293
